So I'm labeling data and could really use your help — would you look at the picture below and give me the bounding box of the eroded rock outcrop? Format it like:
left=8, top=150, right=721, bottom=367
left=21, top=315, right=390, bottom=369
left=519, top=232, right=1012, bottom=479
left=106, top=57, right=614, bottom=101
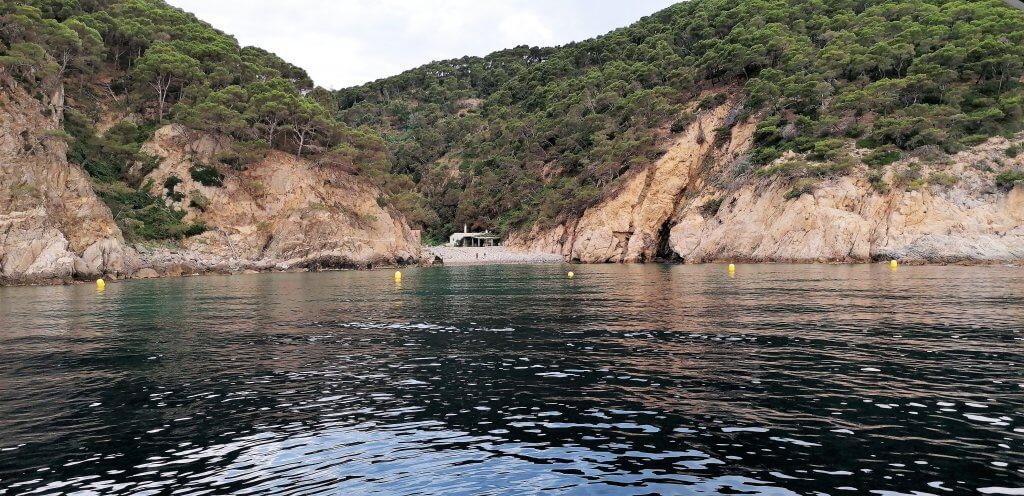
left=509, top=102, right=1024, bottom=264
left=139, top=125, right=421, bottom=273
left=1, top=85, right=422, bottom=286
left=509, top=97, right=754, bottom=262
left=0, top=84, right=135, bottom=284
left=668, top=141, right=1024, bottom=263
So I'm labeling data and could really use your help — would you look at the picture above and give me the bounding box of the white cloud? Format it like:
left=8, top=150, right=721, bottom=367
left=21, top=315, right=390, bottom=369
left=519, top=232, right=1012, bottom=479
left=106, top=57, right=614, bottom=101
left=165, top=0, right=678, bottom=89
left=498, top=10, right=556, bottom=47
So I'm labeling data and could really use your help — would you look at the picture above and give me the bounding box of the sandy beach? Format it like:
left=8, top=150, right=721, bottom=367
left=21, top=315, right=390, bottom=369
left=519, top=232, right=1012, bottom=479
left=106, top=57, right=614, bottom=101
left=426, top=246, right=564, bottom=265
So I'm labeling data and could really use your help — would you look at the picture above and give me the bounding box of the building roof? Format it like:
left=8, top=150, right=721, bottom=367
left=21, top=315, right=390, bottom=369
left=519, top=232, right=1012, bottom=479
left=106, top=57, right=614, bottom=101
left=449, top=232, right=501, bottom=241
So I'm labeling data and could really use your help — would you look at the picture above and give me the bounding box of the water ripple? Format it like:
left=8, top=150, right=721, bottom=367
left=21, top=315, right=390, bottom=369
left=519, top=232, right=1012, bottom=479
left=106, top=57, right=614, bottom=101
left=0, top=264, right=1022, bottom=494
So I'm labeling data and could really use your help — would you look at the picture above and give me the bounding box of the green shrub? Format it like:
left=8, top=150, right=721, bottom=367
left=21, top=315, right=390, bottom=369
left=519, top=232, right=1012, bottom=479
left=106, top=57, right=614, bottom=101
left=810, top=157, right=855, bottom=178
left=844, top=124, right=866, bottom=138
left=753, top=116, right=784, bottom=143
left=750, top=146, right=783, bottom=166
left=701, top=197, right=724, bottom=217
left=183, top=222, right=207, bottom=237
left=95, top=181, right=197, bottom=241
left=911, top=145, right=948, bottom=164
left=43, top=129, right=73, bottom=142
left=928, top=172, right=959, bottom=187
left=163, top=175, right=182, bottom=196
left=754, top=125, right=780, bottom=144
left=65, top=112, right=158, bottom=185
left=959, top=134, right=991, bottom=148
left=712, top=126, right=732, bottom=147
left=83, top=160, right=121, bottom=183
left=188, top=190, right=211, bottom=211
left=810, top=139, right=845, bottom=161
left=758, top=159, right=809, bottom=178
left=972, top=162, right=996, bottom=173
left=697, top=93, right=727, bottom=111
left=995, top=170, right=1024, bottom=189
left=784, top=178, right=817, bottom=200
left=791, top=135, right=817, bottom=153
left=856, top=137, right=880, bottom=149
left=863, top=146, right=902, bottom=168
left=758, top=157, right=852, bottom=180
left=868, top=171, right=890, bottom=194
left=670, top=113, right=695, bottom=133
left=189, top=165, right=225, bottom=187
left=905, top=178, right=928, bottom=190
left=894, top=164, right=924, bottom=189
left=869, top=109, right=956, bottom=151
left=1006, top=145, right=1021, bottom=158
left=217, top=140, right=271, bottom=170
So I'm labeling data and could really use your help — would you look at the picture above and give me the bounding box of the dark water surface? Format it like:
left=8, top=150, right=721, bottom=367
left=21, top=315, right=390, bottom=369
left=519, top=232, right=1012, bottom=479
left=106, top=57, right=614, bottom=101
left=1, top=264, right=1022, bottom=495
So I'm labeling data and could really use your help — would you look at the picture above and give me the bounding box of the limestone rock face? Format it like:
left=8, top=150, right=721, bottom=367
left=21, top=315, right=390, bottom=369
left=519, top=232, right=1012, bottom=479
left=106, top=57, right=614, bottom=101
left=1, top=84, right=420, bottom=286
left=666, top=141, right=1024, bottom=263
left=510, top=98, right=755, bottom=263
left=667, top=182, right=1024, bottom=263
left=0, top=84, right=135, bottom=284
left=140, top=125, right=422, bottom=272
left=510, top=103, right=1024, bottom=264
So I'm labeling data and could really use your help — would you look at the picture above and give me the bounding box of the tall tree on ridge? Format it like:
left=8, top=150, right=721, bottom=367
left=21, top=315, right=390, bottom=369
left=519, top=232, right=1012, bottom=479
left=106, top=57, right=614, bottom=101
left=133, top=42, right=201, bottom=121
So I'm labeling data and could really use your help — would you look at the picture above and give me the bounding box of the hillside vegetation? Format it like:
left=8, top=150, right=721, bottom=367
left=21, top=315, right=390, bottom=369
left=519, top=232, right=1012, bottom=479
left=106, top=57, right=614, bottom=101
left=338, top=0, right=1024, bottom=241
left=3, top=0, right=1023, bottom=246
left=0, top=0, right=415, bottom=241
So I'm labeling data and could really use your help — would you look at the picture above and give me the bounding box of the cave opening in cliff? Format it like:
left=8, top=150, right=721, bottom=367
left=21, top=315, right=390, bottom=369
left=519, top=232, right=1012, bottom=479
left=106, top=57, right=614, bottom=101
left=654, top=221, right=682, bottom=263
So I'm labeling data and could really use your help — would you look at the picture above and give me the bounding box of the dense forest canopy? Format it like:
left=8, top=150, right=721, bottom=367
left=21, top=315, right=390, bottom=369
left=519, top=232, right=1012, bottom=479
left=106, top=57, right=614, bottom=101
left=0, top=0, right=408, bottom=241
left=338, top=0, right=1024, bottom=241
left=2, top=0, right=1023, bottom=244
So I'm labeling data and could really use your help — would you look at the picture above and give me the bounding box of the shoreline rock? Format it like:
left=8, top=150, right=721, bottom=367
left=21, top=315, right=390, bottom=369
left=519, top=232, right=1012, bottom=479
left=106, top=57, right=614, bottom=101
left=4, top=250, right=1020, bottom=288
left=4, top=82, right=1023, bottom=289
left=508, top=113, right=1024, bottom=265
left=0, top=84, right=137, bottom=285
left=1, top=88, right=424, bottom=287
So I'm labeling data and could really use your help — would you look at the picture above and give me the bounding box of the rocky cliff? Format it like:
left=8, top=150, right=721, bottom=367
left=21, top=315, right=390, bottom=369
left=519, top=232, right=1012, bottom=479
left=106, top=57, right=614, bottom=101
left=138, top=121, right=421, bottom=272
left=137, top=125, right=422, bottom=275
left=4, top=75, right=1021, bottom=286
left=0, top=84, right=136, bottom=284
left=0, top=85, right=422, bottom=285
left=509, top=103, right=1024, bottom=264
left=667, top=145, right=1024, bottom=264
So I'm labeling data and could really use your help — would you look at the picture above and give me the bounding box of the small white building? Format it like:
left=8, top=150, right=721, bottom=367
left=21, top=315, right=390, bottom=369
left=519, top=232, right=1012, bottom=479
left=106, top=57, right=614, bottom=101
left=448, top=225, right=501, bottom=247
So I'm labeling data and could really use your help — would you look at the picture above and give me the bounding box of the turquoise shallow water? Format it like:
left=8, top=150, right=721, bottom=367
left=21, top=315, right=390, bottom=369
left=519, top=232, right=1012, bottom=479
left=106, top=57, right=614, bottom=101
left=0, top=264, right=1022, bottom=495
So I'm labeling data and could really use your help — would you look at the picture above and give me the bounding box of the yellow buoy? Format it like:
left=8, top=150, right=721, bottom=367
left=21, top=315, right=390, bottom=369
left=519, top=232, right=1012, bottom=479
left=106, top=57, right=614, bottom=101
left=728, top=263, right=736, bottom=272
left=96, top=278, right=106, bottom=290
left=890, top=260, right=898, bottom=269
left=394, top=270, right=402, bottom=282
left=567, top=271, right=575, bottom=279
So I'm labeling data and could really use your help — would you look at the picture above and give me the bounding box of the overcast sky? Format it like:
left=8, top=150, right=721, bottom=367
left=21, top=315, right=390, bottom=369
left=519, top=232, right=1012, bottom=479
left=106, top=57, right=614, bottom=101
left=165, top=0, right=678, bottom=89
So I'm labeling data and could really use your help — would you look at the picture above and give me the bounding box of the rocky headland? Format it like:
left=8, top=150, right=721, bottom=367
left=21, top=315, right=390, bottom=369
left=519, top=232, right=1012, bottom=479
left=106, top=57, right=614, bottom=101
left=1, top=84, right=422, bottom=285
left=507, top=99, right=1024, bottom=265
